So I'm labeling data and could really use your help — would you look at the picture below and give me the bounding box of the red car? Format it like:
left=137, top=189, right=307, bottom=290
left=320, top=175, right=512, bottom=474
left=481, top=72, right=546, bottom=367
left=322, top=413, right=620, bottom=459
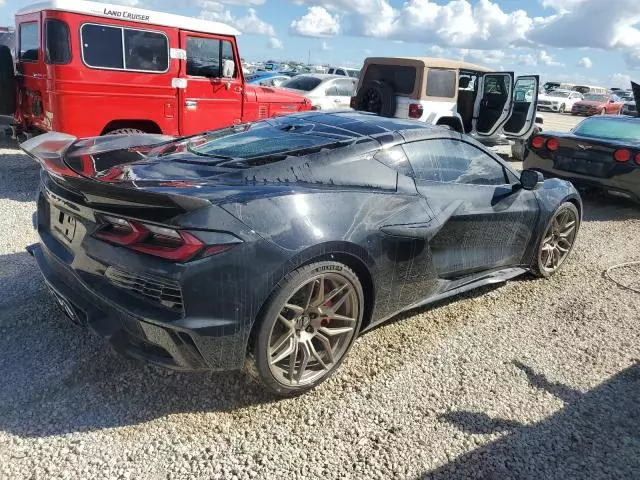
left=1, top=0, right=312, bottom=138
left=571, top=93, right=623, bottom=116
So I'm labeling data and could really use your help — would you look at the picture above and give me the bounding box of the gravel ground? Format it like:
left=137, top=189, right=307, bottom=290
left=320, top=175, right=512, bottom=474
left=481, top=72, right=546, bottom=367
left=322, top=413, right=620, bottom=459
left=1, top=127, right=639, bottom=480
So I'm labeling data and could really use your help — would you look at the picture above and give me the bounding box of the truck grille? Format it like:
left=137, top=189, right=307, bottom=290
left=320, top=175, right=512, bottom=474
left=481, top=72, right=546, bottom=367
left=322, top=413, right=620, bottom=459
left=105, top=266, right=183, bottom=310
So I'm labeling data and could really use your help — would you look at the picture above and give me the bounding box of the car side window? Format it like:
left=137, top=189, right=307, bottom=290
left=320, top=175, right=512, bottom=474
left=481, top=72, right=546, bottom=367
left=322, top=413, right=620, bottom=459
left=334, top=79, right=356, bottom=96
left=402, top=139, right=508, bottom=186
left=336, top=69, right=345, bottom=76
left=325, top=82, right=339, bottom=96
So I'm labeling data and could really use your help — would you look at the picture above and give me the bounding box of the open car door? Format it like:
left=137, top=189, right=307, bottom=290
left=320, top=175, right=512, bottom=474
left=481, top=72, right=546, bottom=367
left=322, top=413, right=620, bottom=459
left=473, top=72, right=514, bottom=137
left=503, top=75, right=540, bottom=139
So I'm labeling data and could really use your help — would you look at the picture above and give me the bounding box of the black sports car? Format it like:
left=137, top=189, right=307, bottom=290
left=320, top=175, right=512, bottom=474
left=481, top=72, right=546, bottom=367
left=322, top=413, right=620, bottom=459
left=23, top=112, right=582, bottom=395
left=524, top=115, right=640, bottom=203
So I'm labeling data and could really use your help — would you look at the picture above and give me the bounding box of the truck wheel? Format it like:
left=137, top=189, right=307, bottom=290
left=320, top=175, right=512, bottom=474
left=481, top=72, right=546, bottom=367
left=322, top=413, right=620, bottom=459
left=0, top=46, right=16, bottom=116
left=106, top=128, right=145, bottom=135
left=353, top=80, right=396, bottom=117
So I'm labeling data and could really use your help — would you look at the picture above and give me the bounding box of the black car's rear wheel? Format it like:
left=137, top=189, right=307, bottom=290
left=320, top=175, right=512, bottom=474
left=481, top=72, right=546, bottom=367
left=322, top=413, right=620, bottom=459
left=533, top=202, right=579, bottom=277
left=251, top=261, right=363, bottom=395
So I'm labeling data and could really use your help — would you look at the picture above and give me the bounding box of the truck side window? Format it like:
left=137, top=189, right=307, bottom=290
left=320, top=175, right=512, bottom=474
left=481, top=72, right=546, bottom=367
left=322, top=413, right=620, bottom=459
left=81, top=24, right=168, bottom=72
left=186, top=37, right=236, bottom=78
left=124, top=30, right=168, bottom=72
left=45, top=19, right=70, bottom=65
left=19, top=22, right=39, bottom=62
left=82, top=24, right=124, bottom=69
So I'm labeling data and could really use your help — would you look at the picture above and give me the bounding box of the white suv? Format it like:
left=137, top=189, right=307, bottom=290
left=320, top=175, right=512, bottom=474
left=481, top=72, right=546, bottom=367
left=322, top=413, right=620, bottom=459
left=351, top=57, right=541, bottom=149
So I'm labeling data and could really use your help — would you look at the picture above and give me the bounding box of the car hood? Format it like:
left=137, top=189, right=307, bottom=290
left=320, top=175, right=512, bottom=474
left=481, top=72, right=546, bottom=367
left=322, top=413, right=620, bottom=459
left=245, top=84, right=310, bottom=104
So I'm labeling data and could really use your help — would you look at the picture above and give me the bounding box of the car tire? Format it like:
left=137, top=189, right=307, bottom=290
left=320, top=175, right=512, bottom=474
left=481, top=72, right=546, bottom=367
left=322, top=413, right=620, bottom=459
left=354, top=80, right=397, bottom=117
left=106, top=128, right=146, bottom=135
left=532, top=202, right=580, bottom=278
left=0, top=45, right=16, bottom=116
left=559, top=104, right=565, bottom=113
left=250, top=261, right=364, bottom=396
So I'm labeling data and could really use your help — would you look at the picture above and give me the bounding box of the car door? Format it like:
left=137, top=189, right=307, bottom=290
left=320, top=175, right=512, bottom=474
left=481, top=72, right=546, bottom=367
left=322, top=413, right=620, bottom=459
left=473, top=72, right=515, bottom=137
left=178, top=32, right=243, bottom=136
left=332, top=78, right=357, bottom=109
left=402, top=136, right=539, bottom=278
left=502, top=75, right=539, bottom=139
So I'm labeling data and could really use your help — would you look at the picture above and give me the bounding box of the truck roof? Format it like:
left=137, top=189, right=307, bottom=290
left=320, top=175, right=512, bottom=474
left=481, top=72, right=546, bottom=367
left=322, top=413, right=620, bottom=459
left=16, top=0, right=241, bottom=36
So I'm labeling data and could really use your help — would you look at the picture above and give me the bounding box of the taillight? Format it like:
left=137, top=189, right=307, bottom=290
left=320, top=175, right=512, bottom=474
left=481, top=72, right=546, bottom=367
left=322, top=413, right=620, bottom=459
left=614, top=149, right=631, bottom=162
left=635, top=153, right=640, bottom=165
left=94, top=215, right=235, bottom=262
left=546, top=138, right=559, bottom=151
left=531, top=136, right=545, bottom=149
left=409, top=103, right=423, bottom=119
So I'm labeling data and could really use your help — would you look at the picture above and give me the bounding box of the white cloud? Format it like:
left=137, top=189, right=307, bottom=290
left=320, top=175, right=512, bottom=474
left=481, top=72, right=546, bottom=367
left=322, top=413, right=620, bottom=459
left=291, top=0, right=640, bottom=69
left=321, top=41, right=332, bottom=51
left=268, top=37, right=284, bottom=49
left=515, top=50, right=563, bottom=67
left=290, top=6, right=340, bottom=38
left=200, top=5, right=275, bottom=36
left=458, top=49, right=507, bottom=65
left=608, top=73, right=632, bottom=88
left=577, top=56, right=593, bottom=68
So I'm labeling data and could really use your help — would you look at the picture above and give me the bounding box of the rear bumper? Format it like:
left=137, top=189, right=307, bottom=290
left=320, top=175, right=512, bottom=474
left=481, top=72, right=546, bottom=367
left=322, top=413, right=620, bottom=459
left=524, top=151, right=640, bottom=203
left=29, top=242, right=248, bottom=372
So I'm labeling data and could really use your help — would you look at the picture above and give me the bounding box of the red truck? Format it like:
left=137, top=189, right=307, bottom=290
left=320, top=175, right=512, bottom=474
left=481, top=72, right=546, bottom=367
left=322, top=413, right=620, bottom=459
left=0, top=0, right=311, bottom=138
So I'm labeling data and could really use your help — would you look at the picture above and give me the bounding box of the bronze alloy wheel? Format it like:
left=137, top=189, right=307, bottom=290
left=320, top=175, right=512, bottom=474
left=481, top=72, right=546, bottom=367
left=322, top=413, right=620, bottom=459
left=535, top=202, right=580, bottom=277
left=252, top=262, right=364, bottom=395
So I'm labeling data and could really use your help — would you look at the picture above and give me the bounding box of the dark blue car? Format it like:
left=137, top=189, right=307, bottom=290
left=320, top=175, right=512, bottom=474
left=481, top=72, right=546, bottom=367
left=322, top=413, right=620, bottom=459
left=22, top=112, right=582, bottom=395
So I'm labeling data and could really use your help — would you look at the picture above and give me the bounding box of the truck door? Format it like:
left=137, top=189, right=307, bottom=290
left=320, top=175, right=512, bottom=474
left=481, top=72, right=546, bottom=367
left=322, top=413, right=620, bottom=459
left=502, top=75, right=540, bottom=139
left=15, top=13, right=47, bottom=129
left=472, top=72, right=514, bottom=137
left=178, top=31, right=242, bottom=136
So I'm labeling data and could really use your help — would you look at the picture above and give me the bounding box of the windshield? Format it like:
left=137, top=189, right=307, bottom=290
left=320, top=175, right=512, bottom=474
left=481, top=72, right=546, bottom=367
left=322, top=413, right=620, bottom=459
left=549, top=91, right=570, bottom=98
left=187, top=122, right=340, bottom=159
left=281, top=76, right=323, bottom=91
left=574, top=118, right=640, bottom=142
left=583, top=94, right=607, bottom=101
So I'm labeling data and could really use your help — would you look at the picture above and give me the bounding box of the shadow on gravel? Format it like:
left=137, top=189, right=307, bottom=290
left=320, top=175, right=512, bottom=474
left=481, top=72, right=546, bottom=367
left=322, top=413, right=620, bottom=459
left=421, top=360, right=640, bottom=480
left=0, top=251, right=277, bottom=439
left=0, top=135, right=40, bottom=202
left=580, top=191, right=640, bottom=222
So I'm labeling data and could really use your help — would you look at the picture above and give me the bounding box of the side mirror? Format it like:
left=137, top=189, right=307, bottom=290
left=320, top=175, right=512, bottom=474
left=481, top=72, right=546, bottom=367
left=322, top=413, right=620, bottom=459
left=520, top=169, right=544, bottom=191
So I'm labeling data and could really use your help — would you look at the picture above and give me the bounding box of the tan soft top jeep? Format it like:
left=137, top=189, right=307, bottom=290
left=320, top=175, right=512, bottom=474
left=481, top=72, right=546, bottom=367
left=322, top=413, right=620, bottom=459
left=351, top=57, right=541, bottom=144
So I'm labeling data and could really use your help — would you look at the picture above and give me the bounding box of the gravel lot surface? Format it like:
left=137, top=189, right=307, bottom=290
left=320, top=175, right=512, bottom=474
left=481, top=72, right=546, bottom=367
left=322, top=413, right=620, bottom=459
left=1, top=114, right=639, bottom=480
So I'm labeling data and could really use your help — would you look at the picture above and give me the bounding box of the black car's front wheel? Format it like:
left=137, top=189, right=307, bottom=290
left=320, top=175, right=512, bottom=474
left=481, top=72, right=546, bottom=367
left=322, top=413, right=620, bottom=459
left=533, top=202, right=580, bottom=278
left=251, top=261, right=364, bottom=395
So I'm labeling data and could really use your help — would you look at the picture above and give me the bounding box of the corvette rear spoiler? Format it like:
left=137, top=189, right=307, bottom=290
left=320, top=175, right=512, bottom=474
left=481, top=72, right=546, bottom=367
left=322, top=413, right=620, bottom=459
left=20, top=133, right=211, bottom=217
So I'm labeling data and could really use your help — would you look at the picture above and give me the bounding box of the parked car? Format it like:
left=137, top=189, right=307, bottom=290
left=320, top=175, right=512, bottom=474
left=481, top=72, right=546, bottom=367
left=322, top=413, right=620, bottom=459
left=246, top=72, right=290, bottom=87
left=350, top=57, right=542, bottom=146
left=621, top=100, right=637, bottom=116
left=2, top=1, right=311, bottom=139
left=537, top=89, right=583, bottom=113
left=524, top=115, right=640, bottom=203
left=326, top=66, right=361, bottom=78
left=23, top=111, right=582, bottom=395
left=571, top=94, right=623, bottom=116
left=281, top=74, right=357, bottom=111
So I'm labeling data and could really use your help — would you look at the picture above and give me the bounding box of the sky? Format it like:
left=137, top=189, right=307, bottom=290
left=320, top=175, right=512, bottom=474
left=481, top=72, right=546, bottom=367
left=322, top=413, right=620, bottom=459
left=1, top=0, right=639, bottom=87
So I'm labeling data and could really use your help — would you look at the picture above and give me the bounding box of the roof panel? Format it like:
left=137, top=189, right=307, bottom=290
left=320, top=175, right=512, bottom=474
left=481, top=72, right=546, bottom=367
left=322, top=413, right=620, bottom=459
left=17, top=0, right=240, bottom=36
